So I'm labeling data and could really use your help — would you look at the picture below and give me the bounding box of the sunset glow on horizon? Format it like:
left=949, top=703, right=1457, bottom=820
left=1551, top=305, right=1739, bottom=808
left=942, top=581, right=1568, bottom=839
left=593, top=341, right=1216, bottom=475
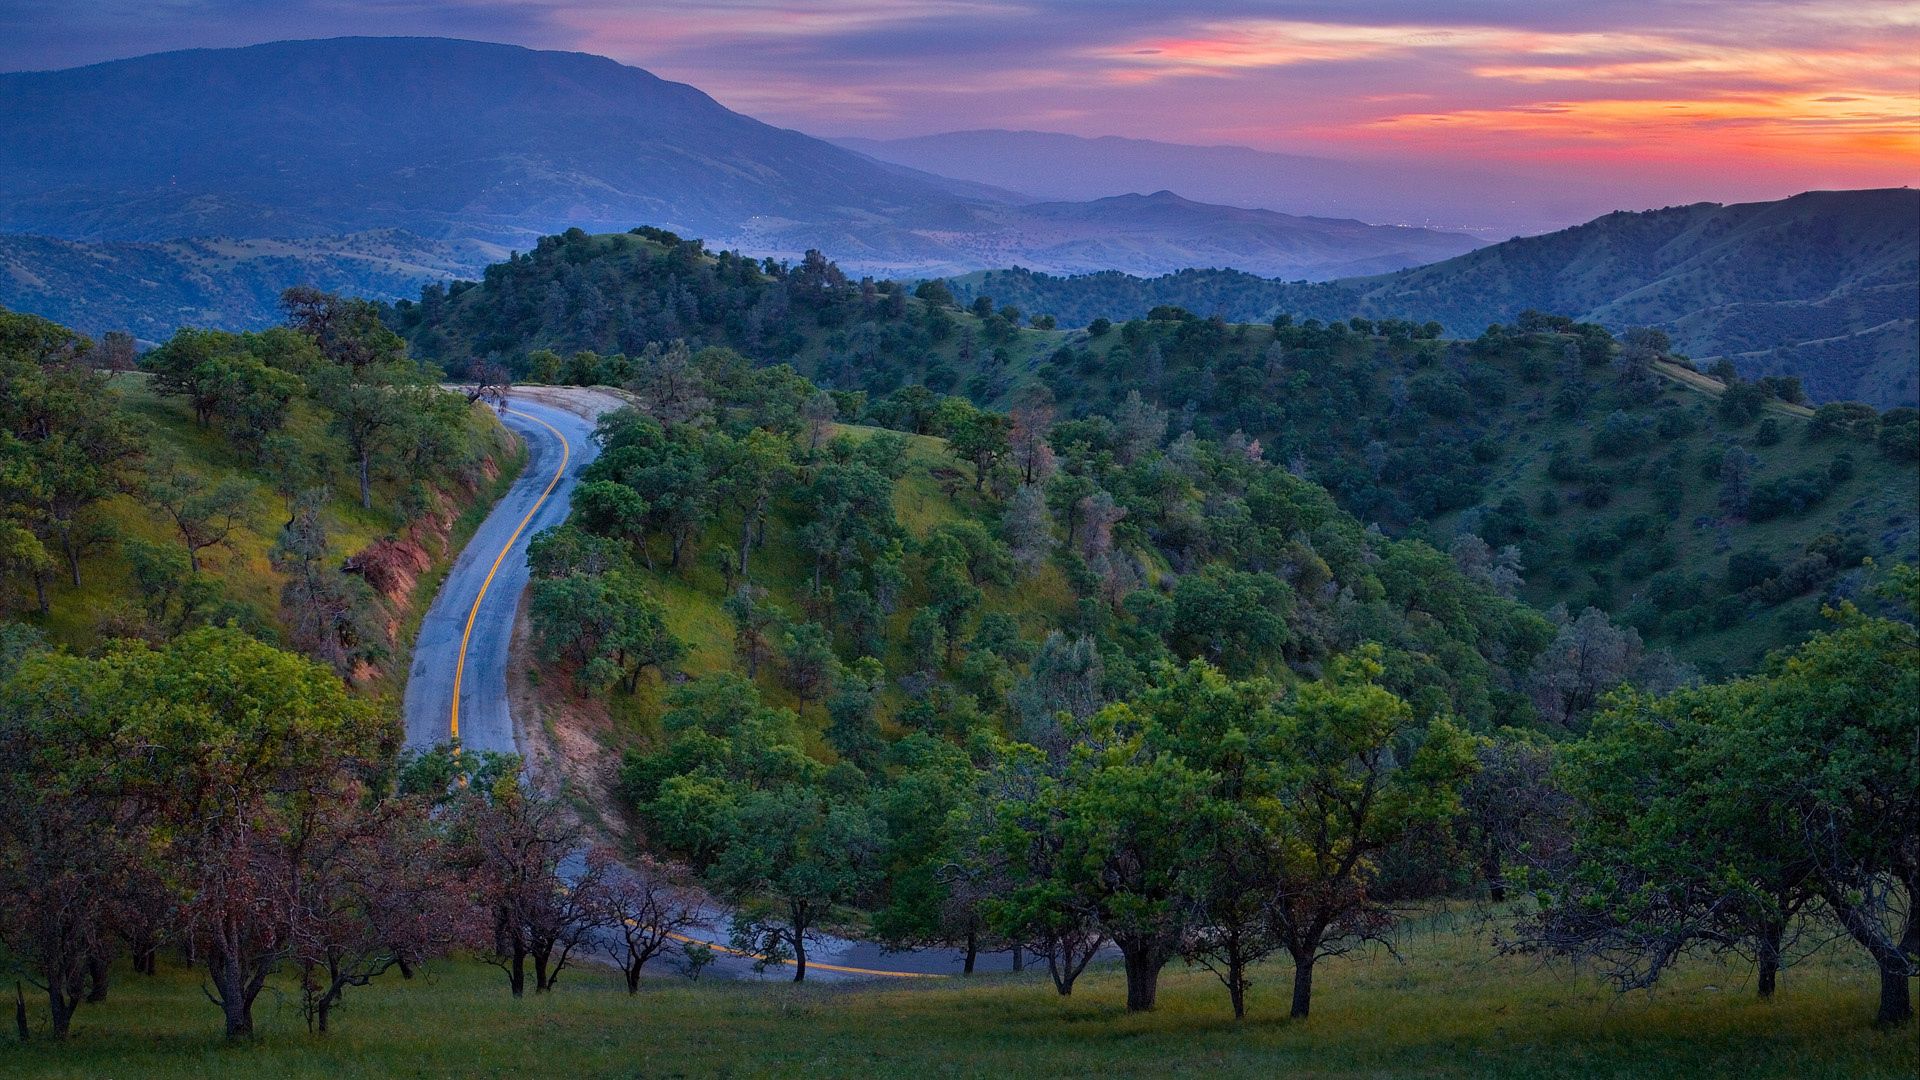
left=6, top=0, right=1916, bottom=205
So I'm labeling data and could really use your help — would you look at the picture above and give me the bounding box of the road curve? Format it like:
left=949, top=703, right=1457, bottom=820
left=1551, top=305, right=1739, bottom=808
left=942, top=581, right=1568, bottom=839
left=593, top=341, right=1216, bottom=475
left=404, top=396, right=600, bottom=754
left=402, top=390, right=1027, bottom=982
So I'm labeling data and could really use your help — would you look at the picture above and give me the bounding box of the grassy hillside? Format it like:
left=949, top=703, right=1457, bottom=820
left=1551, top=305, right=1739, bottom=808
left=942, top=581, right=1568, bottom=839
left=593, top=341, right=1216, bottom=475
left=1036, top=316, right=1916, bottom=676
left=34, top=374, right=519, bottom=679
left=397, top=229, right=1917, bottom=676
left=393, top=226, right=1069, bottom=397
left=537, top=420, right=1079, bottom=774
left=5, top=917, right=1910, bottom=1078
left=1, top=295, right=523, bottom=692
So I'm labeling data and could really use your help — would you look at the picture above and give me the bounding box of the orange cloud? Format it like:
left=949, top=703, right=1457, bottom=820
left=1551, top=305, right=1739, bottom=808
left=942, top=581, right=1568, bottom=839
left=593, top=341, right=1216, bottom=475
left=1083, top=9, right=1919, bottom=179
left=1352, top=91, right=1920, bottom=173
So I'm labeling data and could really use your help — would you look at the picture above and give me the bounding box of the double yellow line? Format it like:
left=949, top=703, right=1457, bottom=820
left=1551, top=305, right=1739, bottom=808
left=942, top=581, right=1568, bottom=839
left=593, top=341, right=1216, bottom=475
left=450, top=406, right=570, bottom=742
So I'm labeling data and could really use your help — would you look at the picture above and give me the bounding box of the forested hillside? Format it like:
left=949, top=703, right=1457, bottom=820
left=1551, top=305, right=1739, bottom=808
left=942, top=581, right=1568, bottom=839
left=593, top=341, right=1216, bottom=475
left=393, top=229, right=1919, bottom=675
left=0, top=299, right=516, bottom=677
left=941, top=189, right=1920, bottom=407
left=505, top=336, right=1916, bottom=1030
left=513, top=340, right=1626, bottom=1002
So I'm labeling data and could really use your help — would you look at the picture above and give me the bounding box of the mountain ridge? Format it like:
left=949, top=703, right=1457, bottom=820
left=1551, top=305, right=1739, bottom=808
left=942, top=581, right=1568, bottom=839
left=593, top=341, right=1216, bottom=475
left=833, top=127, right=1630, bottom=237
left=938, top=189, right=1919, bottom=406
left=0, top=36, right=1482, bottom=285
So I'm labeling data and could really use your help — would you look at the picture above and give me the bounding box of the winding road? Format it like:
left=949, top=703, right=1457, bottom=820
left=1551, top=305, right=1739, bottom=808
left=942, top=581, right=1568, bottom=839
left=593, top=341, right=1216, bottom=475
left=403, top=389, right=1020, bottom=981
left=404, top=396, right=599, bottom=755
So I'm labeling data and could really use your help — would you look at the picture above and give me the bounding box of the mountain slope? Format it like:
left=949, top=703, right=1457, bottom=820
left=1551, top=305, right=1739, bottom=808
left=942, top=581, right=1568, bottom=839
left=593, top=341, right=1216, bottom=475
left=0, top=231, right=504, bottom=342
left=939, top=190, right=1920, bottom=406
left=0, top=35, right=1482, bottom=302
left=0, top=36, right=957, bottom=247
left=963, top=191, right=1481, bottom=279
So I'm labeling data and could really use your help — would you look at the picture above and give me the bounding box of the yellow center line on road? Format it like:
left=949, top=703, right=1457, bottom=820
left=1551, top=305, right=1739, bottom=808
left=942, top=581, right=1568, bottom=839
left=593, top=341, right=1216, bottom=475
left=665, top=931, right=942, bottom=979
left=450, top=406, right=570, bottom=743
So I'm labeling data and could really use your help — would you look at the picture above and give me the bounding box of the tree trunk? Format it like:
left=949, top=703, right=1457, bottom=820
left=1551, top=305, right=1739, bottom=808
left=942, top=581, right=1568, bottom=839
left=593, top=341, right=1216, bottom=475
left=625, top=961, right=642, bottom=995
left=1121, top=944, right=1165, bottom=1012
left=1756, top=920, right=1784, bottom=999
left=1011, top=945, right=1023, bottom=972
left=532, top=948, right=552, bottom=993
left=1757, top=957, right=1779, bottom=999
left=358, top=449, right=372, bottom=510
left=1484, top=851, right=1507, bottom=903
left=45, top=983, right=77, bottom=1040
left=1228, top=956, right=1248, bottom=1021
left=85, top=953, right=109, bottom=1003
left=963, top=930, right=978, bottom=975
left=132, top=932, right=157, bottom=976
left=62, top=530, right=81, bottom=589
left=791, top=933, right=807, bottom=983
left=14, top=981, right=27, bottom=1042
left=508, top=942, right=526, bottom=998
left=210, top=952, right=255, bottom=1039
left=1290, top=958, right=1315, bottom=1019
left=1047, top=947, right=1072, bottom=996
left=739, top=518, right=754, bottom=578
left=1876, top=959, right=1912, bottom=1027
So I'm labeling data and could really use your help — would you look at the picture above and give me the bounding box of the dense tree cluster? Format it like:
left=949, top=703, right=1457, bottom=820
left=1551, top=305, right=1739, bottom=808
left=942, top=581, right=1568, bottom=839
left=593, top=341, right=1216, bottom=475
left=392, top=234, right=1915, bottom=674
left=0, top=624, right=700, bottom=1039
left=501, top=343, right=1885, bottom=1021
left=6, top=232, right=1914, bottom=1042
left=1507, top=570, right=1918, bottom=1026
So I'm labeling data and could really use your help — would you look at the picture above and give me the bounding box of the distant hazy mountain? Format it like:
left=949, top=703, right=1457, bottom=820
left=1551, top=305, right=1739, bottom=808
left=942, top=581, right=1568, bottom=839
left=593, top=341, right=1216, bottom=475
left=836, top=129, right=1624, bottom=238
left=942, top=190, right=1920, bottom=407
left=0, top=35, right=1482, bottom=313
left=0, top=232, right=504, bottom=343
left=854, top=190, right=1483, bottom=281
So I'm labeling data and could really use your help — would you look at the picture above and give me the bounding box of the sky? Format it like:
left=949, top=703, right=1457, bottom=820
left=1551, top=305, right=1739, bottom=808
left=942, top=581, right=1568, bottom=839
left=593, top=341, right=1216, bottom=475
left=4, top=1, right=1916, bottom=201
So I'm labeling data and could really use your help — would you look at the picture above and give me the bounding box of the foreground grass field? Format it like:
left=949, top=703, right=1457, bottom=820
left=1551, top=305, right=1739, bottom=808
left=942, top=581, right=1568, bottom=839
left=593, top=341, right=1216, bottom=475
left=6, top=915, right=1912, bottom=1078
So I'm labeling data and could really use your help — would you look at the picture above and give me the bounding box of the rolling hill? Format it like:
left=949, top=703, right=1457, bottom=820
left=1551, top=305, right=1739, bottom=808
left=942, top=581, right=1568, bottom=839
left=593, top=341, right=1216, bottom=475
left=395, top=228, right=1919, bottom=675
left=939, top=190, right=1920, bottom=407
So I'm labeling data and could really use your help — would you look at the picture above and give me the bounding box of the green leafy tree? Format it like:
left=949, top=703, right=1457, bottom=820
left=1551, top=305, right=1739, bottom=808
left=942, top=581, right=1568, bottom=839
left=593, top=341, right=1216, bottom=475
left=708, top=784, right=886, bottom=982
left=717, top=428, right=792, bottom=577
left=1525, top=583, right=1918, bottom=1025
left=1166, top=567, right=1294, bottom=676
left=1265, top=650, right=1476, bottom=1018
left=529, top=571, right=683, bottom=694
left=141, top=450, right=255, bottom=572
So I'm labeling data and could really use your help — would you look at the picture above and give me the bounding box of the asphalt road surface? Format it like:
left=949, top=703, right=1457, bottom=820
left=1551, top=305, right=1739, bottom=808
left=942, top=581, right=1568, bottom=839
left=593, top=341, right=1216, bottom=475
left=402, top=390, right=1035, bottom=982
left=404, top=396, right=598, bottom=754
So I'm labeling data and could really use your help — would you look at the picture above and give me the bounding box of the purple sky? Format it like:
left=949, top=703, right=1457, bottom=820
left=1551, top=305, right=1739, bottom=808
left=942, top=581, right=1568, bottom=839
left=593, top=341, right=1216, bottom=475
left=5, top=1, right=1916, bottom=200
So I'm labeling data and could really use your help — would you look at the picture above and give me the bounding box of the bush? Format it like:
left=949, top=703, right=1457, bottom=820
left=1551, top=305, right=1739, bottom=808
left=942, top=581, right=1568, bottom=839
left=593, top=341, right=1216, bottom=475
left=1875, top=407, right=1917, bottom=459
left=1725, top=550, right=1783, bottom=592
